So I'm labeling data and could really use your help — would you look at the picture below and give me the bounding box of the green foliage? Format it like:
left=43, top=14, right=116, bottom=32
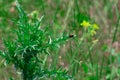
left=0, top=0, right=120, bottom=80
left=0, top=1, right=73, bottom=80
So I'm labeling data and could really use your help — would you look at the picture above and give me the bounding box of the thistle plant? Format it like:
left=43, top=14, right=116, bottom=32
left=0, top=1, right=73, bottom=80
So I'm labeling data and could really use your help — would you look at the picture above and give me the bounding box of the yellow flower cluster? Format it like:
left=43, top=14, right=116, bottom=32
left=80, top=20, right=99, bottom=36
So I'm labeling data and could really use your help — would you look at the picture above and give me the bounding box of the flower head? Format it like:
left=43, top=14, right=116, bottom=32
left=80, top=20, right=91, bottom=28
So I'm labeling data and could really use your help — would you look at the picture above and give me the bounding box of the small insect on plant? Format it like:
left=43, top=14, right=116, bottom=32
left=0, top=1, right=73, bottom=80
left=69, top=34, right=75, bottom=38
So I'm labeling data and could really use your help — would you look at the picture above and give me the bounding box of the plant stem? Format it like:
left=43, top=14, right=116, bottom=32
left=99, top=55, right=104, bottom=79
left=112, top=11, right=120, bottom=43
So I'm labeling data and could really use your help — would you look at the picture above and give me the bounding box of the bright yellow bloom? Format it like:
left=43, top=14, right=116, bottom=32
left=80, top=20, right=91, bottom=28
left=93, top=24, right=99, bottom=30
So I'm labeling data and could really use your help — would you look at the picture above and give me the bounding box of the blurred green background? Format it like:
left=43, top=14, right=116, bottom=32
left=0, top=0, right=120, bottom=80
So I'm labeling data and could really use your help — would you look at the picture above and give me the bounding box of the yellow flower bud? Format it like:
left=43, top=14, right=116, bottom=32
left=90, top=30, right=96, bottom=36
left=30, top=10, right=39, bottom=18
left=93, top=24, right=99, bottom=30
